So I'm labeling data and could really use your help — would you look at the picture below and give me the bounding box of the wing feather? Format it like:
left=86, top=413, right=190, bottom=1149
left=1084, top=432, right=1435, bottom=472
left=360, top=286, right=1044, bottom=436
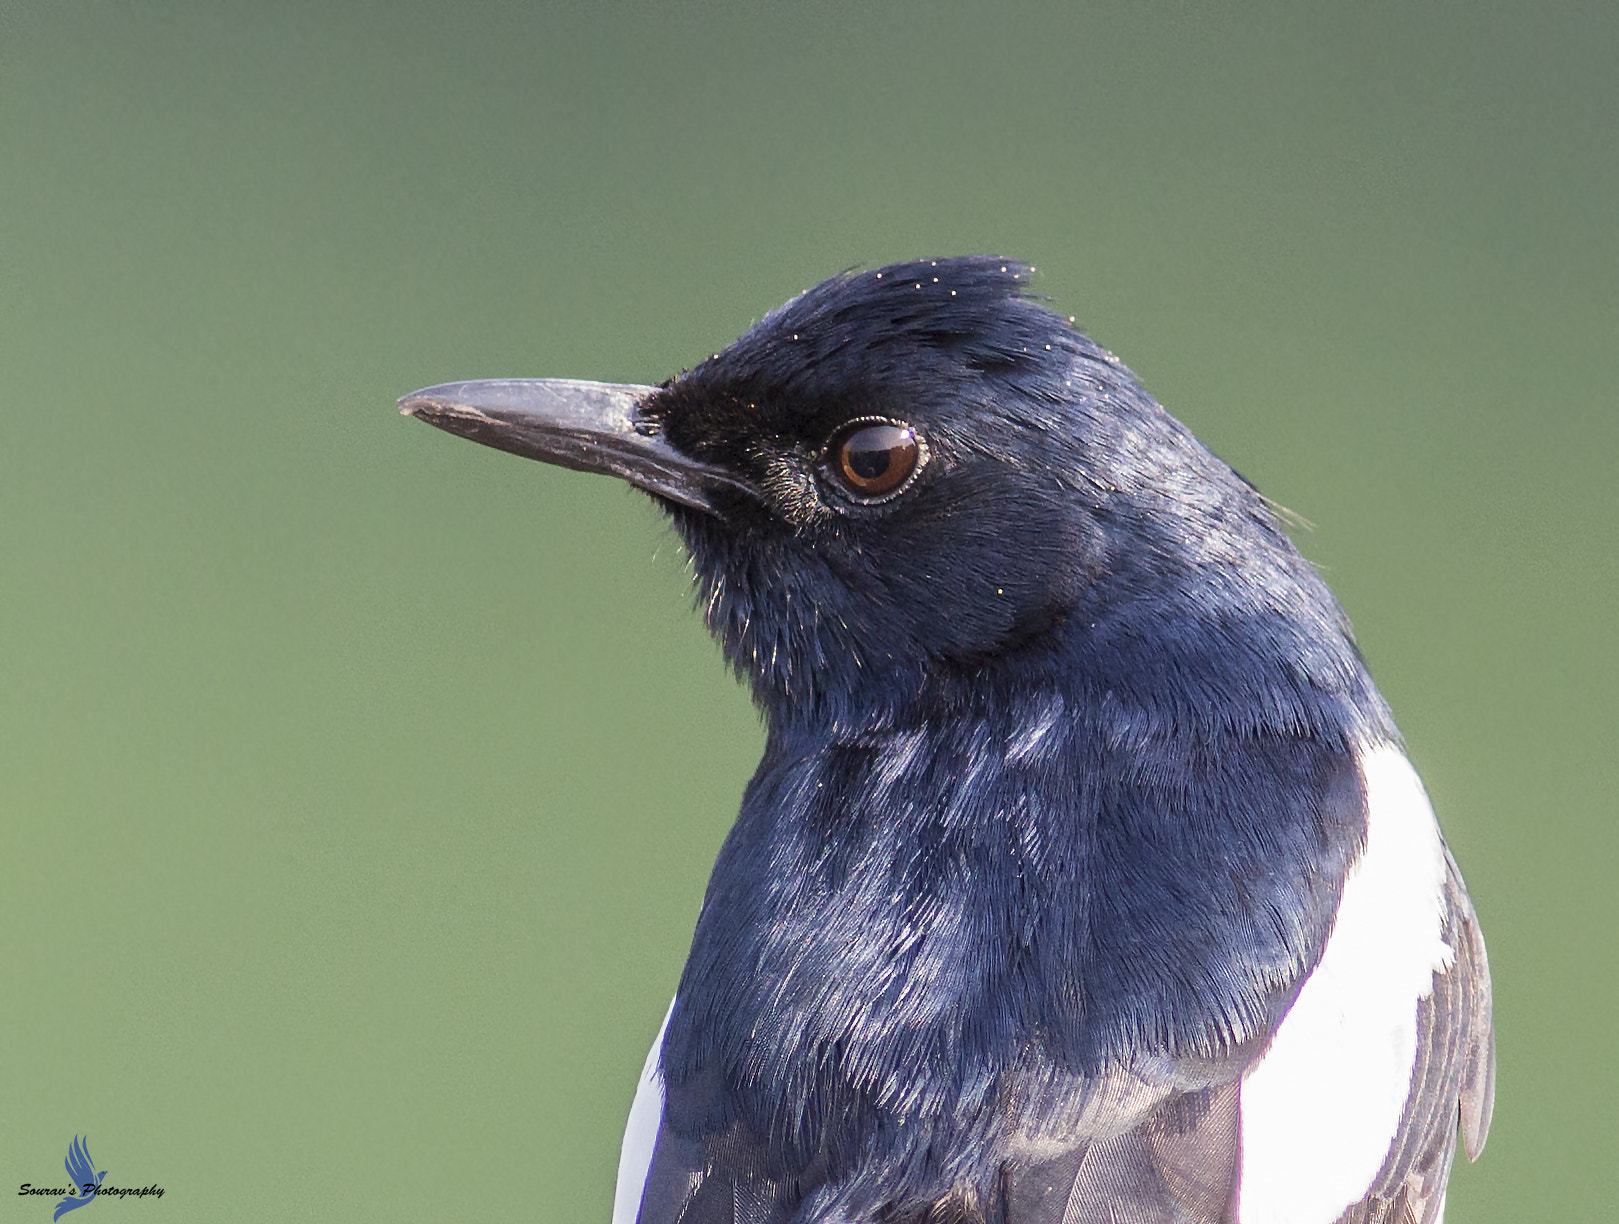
left=1452, top=855, right=1495, bottom=1163
left=1003, top=1084, right=1239, bottom=1224
left=1007, top=836, right=1493, bottom=1224
left=1333, top=849, right=1494, bottom=1224
left=617, top=1002, right=677, bottom=1224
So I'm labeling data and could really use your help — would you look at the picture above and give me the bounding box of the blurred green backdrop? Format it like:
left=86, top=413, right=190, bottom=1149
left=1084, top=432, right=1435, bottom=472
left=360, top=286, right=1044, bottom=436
left=2, top=2, right=1613, bottom=1220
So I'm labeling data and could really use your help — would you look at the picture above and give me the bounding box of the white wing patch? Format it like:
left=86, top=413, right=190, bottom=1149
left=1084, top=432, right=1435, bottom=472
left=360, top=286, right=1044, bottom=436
left=613, top=999, right=675, bottom=1224
left=1238, top=744, right=1455, bottom=1224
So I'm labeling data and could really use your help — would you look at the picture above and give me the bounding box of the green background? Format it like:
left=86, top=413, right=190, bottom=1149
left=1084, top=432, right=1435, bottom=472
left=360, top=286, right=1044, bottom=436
left=2, top=2, right=1613, bottom=1220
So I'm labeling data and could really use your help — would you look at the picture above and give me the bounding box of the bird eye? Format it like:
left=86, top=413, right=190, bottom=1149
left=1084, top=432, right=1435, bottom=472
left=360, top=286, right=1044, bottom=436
left=827, top=420, right=922, bottom=501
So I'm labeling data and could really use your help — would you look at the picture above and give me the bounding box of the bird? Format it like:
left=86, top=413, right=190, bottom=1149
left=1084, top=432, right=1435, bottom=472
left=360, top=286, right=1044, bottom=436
left=55, top=1136, right=105, bottom=1220
left=399, top=256, right=1493, bottom=1224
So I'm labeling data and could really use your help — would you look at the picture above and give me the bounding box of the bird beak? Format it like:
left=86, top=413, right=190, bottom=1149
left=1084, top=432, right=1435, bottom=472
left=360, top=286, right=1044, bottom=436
left=398, top=378, right=750, bottom=514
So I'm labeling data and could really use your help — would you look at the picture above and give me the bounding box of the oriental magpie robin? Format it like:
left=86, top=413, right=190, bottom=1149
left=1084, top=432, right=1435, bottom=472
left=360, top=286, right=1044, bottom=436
left=400, top=257, right=1493, bottom=1224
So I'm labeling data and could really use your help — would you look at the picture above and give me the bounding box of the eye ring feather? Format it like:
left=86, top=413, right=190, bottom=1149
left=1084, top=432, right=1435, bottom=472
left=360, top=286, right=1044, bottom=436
left=820, top=418, right=927, bottom=504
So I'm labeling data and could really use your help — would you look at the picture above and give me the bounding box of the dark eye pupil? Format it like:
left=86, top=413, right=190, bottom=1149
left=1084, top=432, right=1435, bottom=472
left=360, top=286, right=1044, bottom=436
left=833, top=423, right=919, bottom=498
left=847, top=443, right=894, bottom=481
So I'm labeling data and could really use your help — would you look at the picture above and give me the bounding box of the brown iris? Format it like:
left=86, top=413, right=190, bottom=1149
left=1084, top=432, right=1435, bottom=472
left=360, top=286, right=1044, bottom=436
left=828, top=421, right=921, bottom=500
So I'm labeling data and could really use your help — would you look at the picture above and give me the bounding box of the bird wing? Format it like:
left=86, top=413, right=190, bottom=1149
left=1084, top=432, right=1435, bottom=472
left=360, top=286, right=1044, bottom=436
left=1330, top=849, right=1495, bottom=1224
left=615, top=1001, right=676, bottom=1224
left=1001, top=849, right=1493, bottom=1224
left=1004, top=1081, right=1242, bottom=1224
left=1003, top=748, right=1493, bottom=1224
left=1229, top=748, right=1492, bottom=1224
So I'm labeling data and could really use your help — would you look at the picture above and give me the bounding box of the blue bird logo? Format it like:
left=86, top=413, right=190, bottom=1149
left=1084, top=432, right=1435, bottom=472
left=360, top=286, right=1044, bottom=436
left=54, top=1136, right=104, bottom=1220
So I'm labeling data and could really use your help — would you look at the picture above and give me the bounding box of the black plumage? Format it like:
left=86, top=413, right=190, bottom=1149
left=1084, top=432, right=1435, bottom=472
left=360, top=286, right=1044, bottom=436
left=400, top=257, right=1492, bottom=1224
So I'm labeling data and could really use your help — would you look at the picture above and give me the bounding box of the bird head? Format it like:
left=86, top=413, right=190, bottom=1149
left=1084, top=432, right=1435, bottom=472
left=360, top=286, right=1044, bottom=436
left=403, top=257, right=1380, bottom=738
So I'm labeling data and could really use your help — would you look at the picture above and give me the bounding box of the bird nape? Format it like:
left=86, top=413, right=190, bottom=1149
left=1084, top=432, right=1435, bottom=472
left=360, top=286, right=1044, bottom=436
left=400, top=257, right=1493, bottom=1224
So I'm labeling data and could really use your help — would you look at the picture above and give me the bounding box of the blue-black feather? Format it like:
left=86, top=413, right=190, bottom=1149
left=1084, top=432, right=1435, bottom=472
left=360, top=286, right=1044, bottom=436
left=625, top=257, right=1395, bottom=1215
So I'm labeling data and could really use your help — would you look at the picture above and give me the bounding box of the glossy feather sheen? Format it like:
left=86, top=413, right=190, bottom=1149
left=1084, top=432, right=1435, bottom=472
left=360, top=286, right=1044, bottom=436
left=409, top=257, right=1491, bottom=1222
left=617, top=751, right=1489, bottom=1224
left=599, top=259, right=1492, bottom=1223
